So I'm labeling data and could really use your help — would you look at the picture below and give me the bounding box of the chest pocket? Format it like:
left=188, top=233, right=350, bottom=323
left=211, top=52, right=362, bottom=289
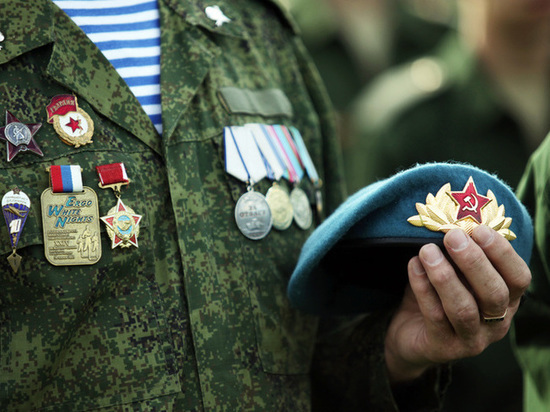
left=0, top=85, right=180, bottom=410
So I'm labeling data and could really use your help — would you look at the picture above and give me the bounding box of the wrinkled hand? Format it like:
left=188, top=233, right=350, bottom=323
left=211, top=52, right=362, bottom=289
left=384, top=225, right=531, bottom=383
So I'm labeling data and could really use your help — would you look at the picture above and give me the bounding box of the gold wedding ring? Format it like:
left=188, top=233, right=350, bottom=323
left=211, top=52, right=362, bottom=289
left=482, top=308, right=508, bottom=323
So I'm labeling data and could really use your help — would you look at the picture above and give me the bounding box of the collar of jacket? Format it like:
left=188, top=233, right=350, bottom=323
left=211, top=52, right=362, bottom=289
left=0, top=0, right=284, bottom=155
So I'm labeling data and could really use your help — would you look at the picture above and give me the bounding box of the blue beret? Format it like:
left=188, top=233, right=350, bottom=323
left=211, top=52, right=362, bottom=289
left=288, top=163, right=534, bottom=315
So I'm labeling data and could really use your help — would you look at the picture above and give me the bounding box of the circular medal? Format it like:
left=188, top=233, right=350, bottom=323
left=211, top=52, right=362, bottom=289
left=235, top=191, right=272, bottom=240
left=265, top=184, right=293, bottom=231
left=52, top=108, right=94, bottom=148
left=4, top=122, right=32, bottom=147
left=290, top=187, right=312, bottom=230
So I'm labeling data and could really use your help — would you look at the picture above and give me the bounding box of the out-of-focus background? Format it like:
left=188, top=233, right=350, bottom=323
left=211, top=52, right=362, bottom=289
left=281, top=0, right=550, bottom=410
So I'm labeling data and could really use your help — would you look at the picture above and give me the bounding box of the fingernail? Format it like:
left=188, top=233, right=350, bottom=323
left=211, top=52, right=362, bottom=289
left=447, top=229, right=469, bottom=252
left=421, top=244, right=444, bottom=266
left=410, top=258, right=426, bottom=276
left=473, top=225, right=495, bottom=247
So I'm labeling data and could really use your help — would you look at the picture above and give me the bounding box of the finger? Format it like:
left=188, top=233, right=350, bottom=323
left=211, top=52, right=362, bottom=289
left=407, top=256, right=448, bottom=328
left=471, top=225, right=532, bottom=305
left=418, top=243, right=481, bottom=339
left=443, top=229, right=509, bottom=319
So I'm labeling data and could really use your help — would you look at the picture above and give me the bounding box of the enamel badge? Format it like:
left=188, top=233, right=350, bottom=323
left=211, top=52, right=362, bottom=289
left=0, top=111, right=43, bottom=162
left=96, top=162, right=142, bottom=248
left=100, top=198, right=142, bottom=248
left=408, top=176, right=516, bottom=240
left=2, top=188, right=30, bottom=272
left=46, top=95, right=94, bottom=148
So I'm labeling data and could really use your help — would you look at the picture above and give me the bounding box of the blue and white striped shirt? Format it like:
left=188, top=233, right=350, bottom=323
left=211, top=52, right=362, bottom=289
left=53, top=0, right=163, bottom=135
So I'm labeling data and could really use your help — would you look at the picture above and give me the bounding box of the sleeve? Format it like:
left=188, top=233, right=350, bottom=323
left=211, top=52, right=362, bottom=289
left=311, top=312, right=451, bottom=412
left=513, top=143, right=550, bottom=409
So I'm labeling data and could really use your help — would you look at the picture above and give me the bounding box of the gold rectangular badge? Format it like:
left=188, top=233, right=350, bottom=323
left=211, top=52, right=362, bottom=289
left=41, top=187, right=102, bottom=265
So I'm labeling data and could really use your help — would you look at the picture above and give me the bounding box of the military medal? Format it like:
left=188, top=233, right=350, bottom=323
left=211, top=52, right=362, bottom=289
left=46, top=95, right=94, bottom=148
left=41, top=165, right=102, bottom=265
left=96, top=162, right=142, bottom=248
left=265, top=183, right=293, bottom=230
left=408, top=176, right=517, bottom=240
left=234, top=190, right=273, bottom=240
left=2, top=188, right=30, bottom=272
left=225, top=126, right=272, bottom=239
left=289, top=126, right=323, bottom=217
left=0, top=111, right=43, bottom=162
left=269, top=125, right=313, bottom=230
left=290, top=187, right=313, bottom=230
left=246, top=123, right=293, bottom=230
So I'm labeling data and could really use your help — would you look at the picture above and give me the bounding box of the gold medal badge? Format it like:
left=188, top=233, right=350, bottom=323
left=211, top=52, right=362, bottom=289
left=407, top=176, right=516, bottom=240
left=46, top=95, right=94, bottom=148
left=96, top=163, right=142, bottom=248
left=41, top=165, right=102, bottom=266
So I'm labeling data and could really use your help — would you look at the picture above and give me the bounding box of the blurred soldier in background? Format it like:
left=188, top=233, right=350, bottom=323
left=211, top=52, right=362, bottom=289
left=346, top=0, right=550, bottom=411
left=285, top=0, right=453, bottom=159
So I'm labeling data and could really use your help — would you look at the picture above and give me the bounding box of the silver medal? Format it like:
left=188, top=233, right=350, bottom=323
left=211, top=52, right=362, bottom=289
left=235, top=190, right=273, bottom=240
left=290, top=187, right=312, bottom=230
left=5, top=122, right=32, bottom=147
left=265, top=184, right=293, bottom=231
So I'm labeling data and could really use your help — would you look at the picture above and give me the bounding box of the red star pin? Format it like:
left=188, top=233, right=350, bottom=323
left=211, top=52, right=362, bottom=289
left=65, top=117, right=82, bottom=133
left=0, top=111, right=43, bottom=162
left=100, top=198, right=142, bottom=248
left=449, top=177, right=491, bottom=224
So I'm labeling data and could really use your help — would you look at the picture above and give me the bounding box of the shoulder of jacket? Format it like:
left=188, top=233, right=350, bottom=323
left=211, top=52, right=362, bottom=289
left=352, top=56, right=450, bottom=132
left=256, top=0, right=300, bottom=34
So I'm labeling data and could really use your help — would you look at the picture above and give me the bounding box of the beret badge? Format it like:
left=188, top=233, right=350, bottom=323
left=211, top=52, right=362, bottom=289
left=407, top=176, right=516, bottom=241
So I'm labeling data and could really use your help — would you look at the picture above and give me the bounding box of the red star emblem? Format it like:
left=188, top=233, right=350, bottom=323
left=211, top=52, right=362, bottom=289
left=449, top=177, right=491, bottom=224
left=100, top=198, right=142, bottom=248
left=65, top=116, right=82, bottom=133
left=0, top=111, right=43, bottom=161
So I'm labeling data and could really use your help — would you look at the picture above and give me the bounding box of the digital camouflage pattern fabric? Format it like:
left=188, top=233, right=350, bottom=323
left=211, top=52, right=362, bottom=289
left=0, top=1, right=443, bottom=411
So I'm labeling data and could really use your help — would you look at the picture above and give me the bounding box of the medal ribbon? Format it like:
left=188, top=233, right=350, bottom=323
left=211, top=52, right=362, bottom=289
left=266, top=125, right=300, bottom=183
left=246, top=123, right=285, bottom=181
left=96, top=162, right=130, bottom=186
left=272, top=125, right=305, bottom=182
left=224, top=126, right=267, bottom=186
left=259, top=124, right=287, bottom=177
left=288, top=126, right=320, bottom=186
left=279, top=125, right=304, bottom=170
left=50, top=165, right=83, bottom=193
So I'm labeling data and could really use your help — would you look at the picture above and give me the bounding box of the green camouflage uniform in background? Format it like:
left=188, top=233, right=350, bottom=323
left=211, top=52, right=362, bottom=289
left=0, top=1, right=447, bottom=410
left=347, top=33, right=535, bottom=194
left=347, top=31, right=539, bottom=412
left=514, top=134, right=550, bottom=411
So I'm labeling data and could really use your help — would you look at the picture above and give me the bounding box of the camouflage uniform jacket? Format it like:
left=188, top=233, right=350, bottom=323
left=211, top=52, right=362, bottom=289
left=514, top=134, right=550, bottom=410
left=0, top=1, right=446, bottom=411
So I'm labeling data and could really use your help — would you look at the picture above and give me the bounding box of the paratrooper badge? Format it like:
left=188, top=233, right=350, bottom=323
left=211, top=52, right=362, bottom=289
left=46, top=94, right=94, bottom=148
left=407, top=176, right=516, bottom=240
left=2, top=188, right=31, bottom=273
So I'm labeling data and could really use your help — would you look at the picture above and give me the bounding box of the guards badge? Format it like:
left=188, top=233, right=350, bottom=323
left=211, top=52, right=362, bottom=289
left=407, top=176, right=516, bottom=240
left=46, top=95, right=94, bottom=148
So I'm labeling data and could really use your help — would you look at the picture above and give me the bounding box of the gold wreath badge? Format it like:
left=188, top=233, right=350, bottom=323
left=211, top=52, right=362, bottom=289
left=407, top=177, right=516, bottom=241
